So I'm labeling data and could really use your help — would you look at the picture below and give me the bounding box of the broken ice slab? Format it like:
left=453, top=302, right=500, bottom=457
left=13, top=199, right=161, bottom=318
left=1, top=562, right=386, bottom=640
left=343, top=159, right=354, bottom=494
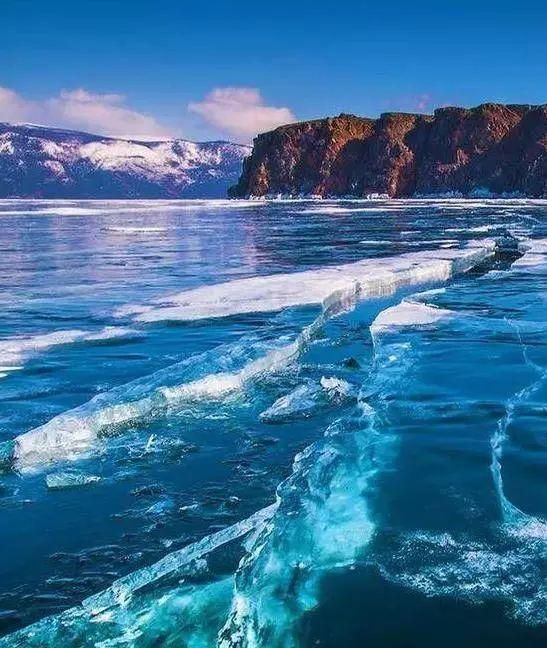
left=45, top=471, right=101, bottom=490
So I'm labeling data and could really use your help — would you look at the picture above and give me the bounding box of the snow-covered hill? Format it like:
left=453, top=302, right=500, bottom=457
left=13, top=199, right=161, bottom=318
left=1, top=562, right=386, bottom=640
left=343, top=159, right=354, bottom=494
left=0, top=123, right=251, bottom=198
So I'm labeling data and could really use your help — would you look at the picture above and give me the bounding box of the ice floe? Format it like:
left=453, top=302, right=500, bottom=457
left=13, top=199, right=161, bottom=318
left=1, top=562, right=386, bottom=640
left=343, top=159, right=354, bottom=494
left=2, top=333, right=306, bottom=471
left=259, top=376, right=356, bottom=422
left=512, top=238, right=547, bottom=271
left=371, top=301, right=453, bottom=330
left=2, top=241, right=496, bottom=472
left=46, top=471, right=101, bottom=490
left=118, top=240, right=496, bottom=323
left=0, top=327, right=140, bottom=370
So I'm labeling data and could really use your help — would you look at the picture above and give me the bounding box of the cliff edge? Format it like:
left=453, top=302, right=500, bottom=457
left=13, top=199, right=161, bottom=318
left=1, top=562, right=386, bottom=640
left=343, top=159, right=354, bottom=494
left=229, top=103, right=546, bottom=198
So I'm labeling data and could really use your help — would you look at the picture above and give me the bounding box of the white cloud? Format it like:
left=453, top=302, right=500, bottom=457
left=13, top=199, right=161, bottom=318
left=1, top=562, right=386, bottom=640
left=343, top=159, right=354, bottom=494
left=0, top=86, right=173, bottom=140
left=0, top=86, right=37, bottom=123
left=188, top=87, right=295, bottom=140
left=0, top=85, right=297, bottom=143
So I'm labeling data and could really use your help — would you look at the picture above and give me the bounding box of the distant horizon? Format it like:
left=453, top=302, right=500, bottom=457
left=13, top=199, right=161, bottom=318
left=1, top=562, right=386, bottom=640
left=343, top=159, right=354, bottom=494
left=2, top=99, right=545, bottom=146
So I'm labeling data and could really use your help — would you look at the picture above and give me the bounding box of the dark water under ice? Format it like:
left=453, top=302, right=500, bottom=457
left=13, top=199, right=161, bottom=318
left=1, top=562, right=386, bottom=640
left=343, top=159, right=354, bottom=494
left=0, top=198, right=545, bottom=646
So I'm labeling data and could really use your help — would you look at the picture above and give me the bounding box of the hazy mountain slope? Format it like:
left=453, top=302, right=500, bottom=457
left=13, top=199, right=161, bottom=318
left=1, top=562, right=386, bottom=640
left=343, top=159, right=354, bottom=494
left=0, top=123, right=250, bottom=198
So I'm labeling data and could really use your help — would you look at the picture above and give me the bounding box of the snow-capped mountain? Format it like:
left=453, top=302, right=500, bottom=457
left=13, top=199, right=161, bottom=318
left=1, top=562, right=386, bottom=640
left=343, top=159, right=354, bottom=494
left=0, top=123, right=251, bottom=198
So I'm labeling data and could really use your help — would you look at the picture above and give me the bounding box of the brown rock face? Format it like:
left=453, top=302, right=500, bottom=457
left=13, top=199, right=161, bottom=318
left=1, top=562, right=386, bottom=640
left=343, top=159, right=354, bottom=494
left=229, top=103, right=546, bottom=198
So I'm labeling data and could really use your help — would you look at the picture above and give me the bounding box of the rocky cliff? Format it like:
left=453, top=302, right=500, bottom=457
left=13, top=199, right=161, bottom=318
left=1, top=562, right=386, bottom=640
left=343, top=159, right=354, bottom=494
left=0, top=123, right=250, bottom=198
left=229, top=103, right=546, bottom=198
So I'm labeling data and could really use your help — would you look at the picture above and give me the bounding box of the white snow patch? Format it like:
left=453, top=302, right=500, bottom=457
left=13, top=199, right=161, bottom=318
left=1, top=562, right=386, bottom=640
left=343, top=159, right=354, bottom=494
left=371, top=302, right=453, bottom=330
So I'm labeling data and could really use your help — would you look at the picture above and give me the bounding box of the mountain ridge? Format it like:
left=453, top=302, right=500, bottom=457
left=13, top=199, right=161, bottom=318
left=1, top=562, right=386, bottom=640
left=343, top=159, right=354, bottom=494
left=0, top=123, right=250, bottom=198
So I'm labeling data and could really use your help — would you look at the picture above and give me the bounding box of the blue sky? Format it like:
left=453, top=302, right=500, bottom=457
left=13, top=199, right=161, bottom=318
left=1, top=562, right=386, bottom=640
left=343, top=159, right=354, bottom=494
left=1, top=0, right=545, bottom=142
